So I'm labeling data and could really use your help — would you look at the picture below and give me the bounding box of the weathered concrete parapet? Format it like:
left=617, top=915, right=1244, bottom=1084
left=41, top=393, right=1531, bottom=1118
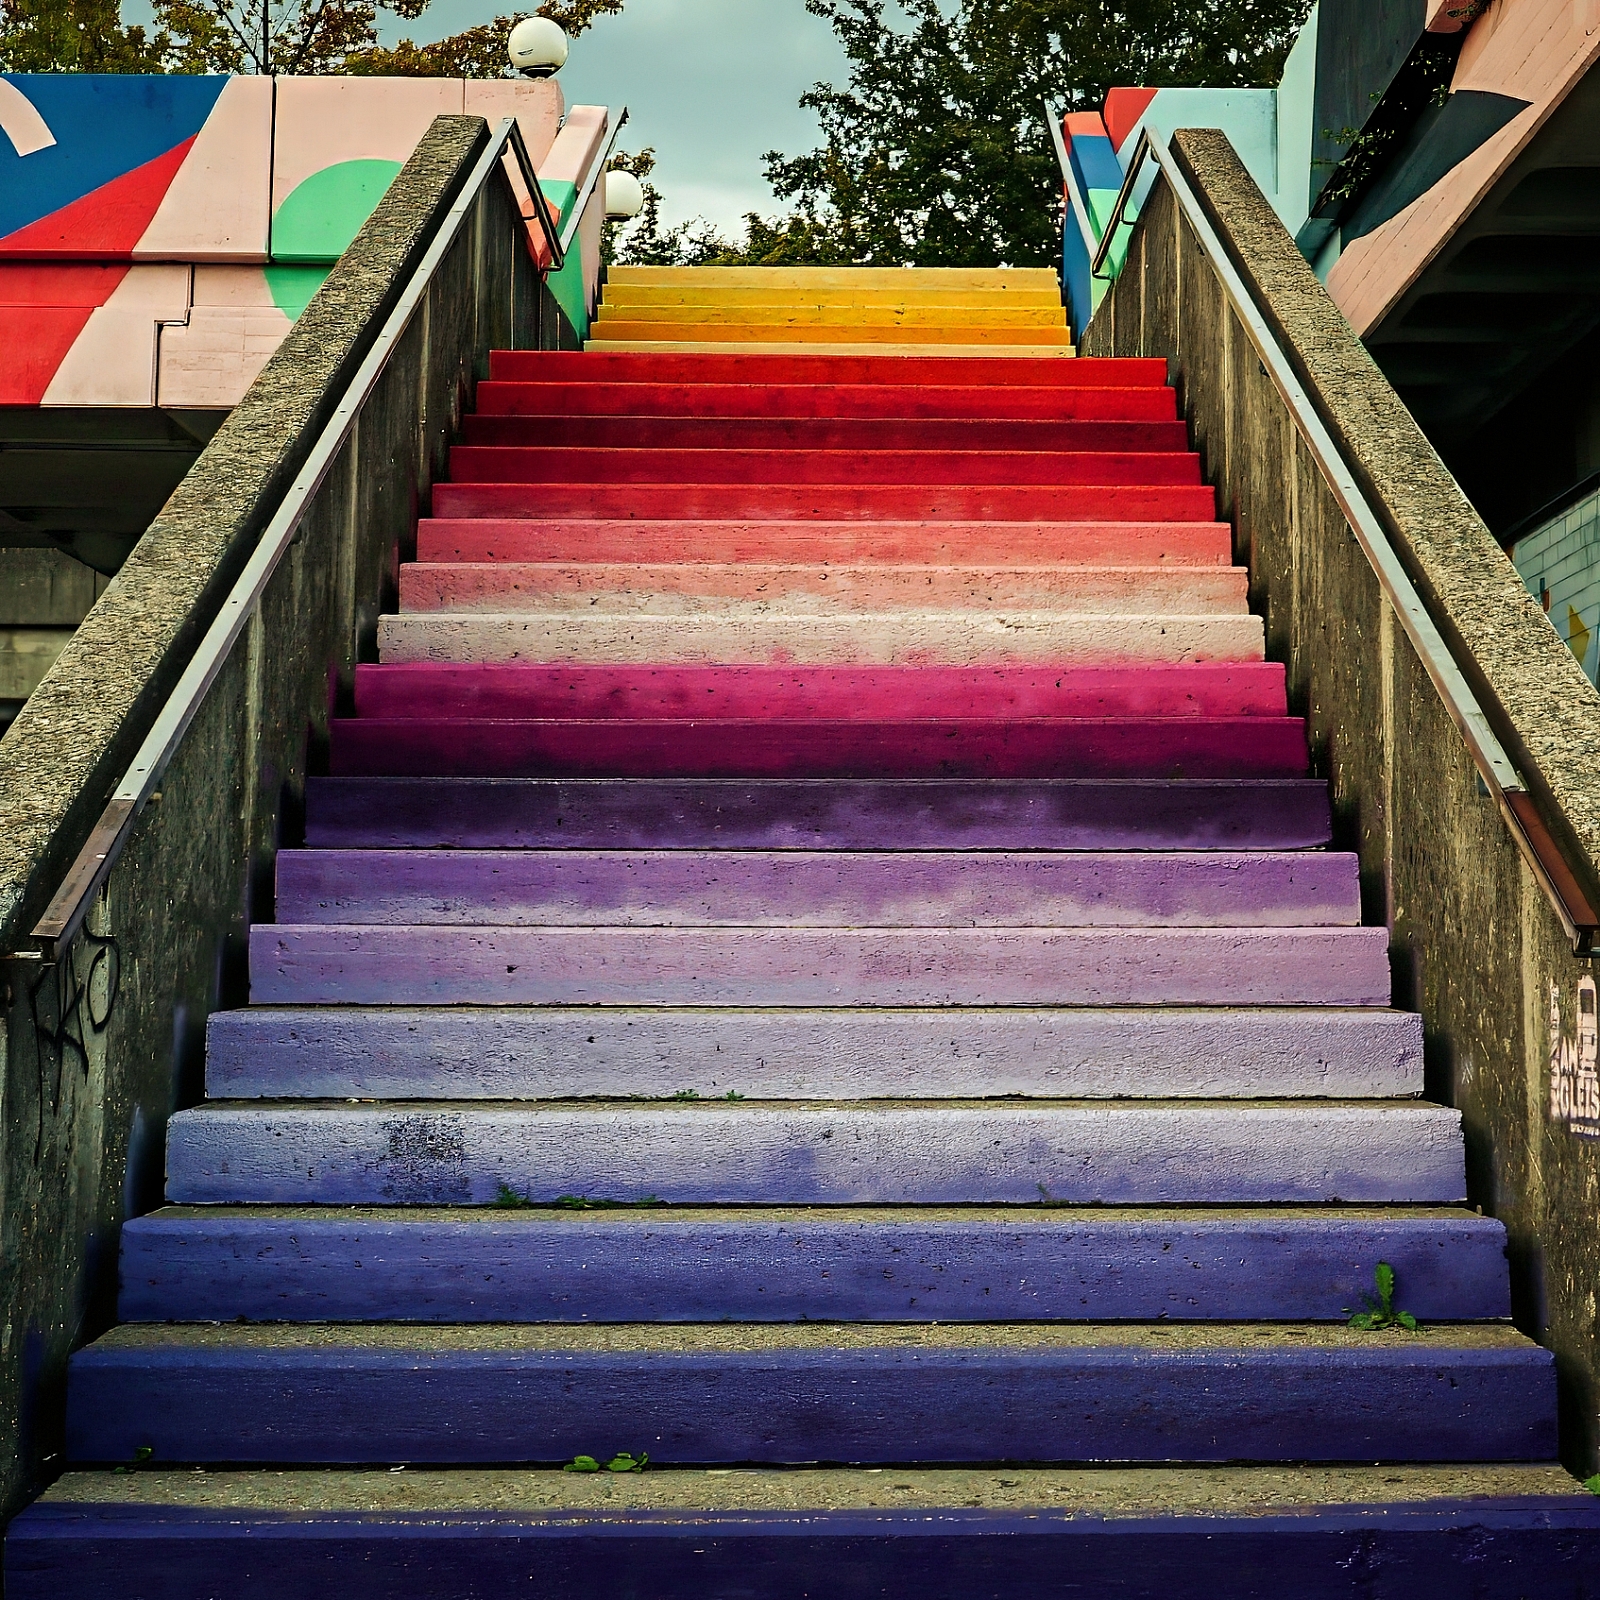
left=1084, top=128, right=1600, bottom=1472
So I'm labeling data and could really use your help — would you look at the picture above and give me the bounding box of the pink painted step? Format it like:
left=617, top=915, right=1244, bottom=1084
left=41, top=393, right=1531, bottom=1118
left=429, top=484, right=1218, bottom=521
left=475, top=380, right=1181, bottom=421
left=486, top=352, right=1172, bottom=386
left=459, top=415, right=1192, bottom=452
left=327, top=717, right=1308, bottom=780
left=351, top=665, right=1290, bottom=721
left=415, top=519, right=1235, bottom=566
left=445, top=447, right=1204, bottom=488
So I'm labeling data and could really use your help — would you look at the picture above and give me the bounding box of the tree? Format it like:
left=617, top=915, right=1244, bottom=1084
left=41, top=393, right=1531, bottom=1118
left=347, top=0, right=623, bottom=77
left=0, top=0, right=168, bottom=71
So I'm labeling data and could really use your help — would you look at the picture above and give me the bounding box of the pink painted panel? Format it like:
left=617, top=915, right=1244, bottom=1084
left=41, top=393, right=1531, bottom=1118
left=158, top=266, right=289, bottom=409
left=42, top=262, right=190, bottom=405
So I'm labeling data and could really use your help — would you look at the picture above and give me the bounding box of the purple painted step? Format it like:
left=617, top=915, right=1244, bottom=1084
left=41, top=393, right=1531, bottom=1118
left=327, top=717, right=1309, bottom=780
left=163, top=1102, right=1464, bottom=1205
left=303, top=777, right=1335, bottom=851
left=248, top=924, right=1392, bottom=1007
left=203, top=1005, right=1425, bottom=1101
left=273, top=850, right=1361, bottom=929
left=117, top=1206, right=1511, bottom=1325
left=14, top=1475, right=1600, bottom=1600
left=353, top=662, right=1290, bottom=721
left=62, top=1324, right=1554, bottom=1466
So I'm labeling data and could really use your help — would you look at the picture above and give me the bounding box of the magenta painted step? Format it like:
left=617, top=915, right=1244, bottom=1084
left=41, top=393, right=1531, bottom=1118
left=459, top=414, right=1193, bottom=452
left=302, top=777, right=1334, bottom=850
left=352, top=664, right=1289, bottom=722
left=429, top=483, right=1218, bottom=523
left=487, top=350, right=1173, bottom=385
left=445, top=446, right=1203, bottom=488
left=273, top=850, right=1361, bottom=928
left=416, top=518, right=1235, bottom=565
left=327, top=718, right=1309, bottom=780
left=475, top=379, right=1183, bottom=421
left=247, top=925, right=1393, bottom=1006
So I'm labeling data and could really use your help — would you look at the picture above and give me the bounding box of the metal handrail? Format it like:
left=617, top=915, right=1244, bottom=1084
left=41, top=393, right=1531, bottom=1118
left=508, top=113, right=565, bottom=271
left=558, top=104, right=629, bottom=259
left=25, top=116, right=552, bottom=963
left=1066, top=127, right=1598, bottom=950
left=1089, top=124, right=1151, bottom=278
left=1043, top=99, right=1101, bottom=262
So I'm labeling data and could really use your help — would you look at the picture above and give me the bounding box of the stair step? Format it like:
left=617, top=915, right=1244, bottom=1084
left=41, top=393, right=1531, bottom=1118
left=327, top=717, right=1305, bottom=779
left=593, top=304, right=1069, bottom=328
left=273, top=850, right=1357, bottom=928
left=458, top=415, right=1192, bottom=450
left=475, top=379, right=1181, bottom=419
left=415, top=517, right=1233, bottom=564
left=487, top=351, right=1163, bottom=385
left=396, top=563, right=1248, bottom=614
left=203, top=1004, right=1423, bottom=1100
left=605, top=265, right=1064, bottom=288
left=375, top=612, right=1263, bottom=667
left=165, top=1100, right=1460, bottom=1205
left=14, top=1464, right=1599, bottom=1600
left=607, top=283, right=1064, bottom=306
left=247, top=924, right=1391, bottom=1007
left=118, top=1204, right=1505, bottom=1324
left=302, top=777, right=1335, bottom=850
left=429, top=483, right=1217, bottom=521
left=352, top=663, right=1288, bottom=720
left=61, top=1324, right=1547, bottom=1467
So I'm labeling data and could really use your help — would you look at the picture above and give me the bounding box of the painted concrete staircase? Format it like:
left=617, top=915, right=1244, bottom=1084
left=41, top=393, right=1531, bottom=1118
left=11, top=279, right=1600, bottom=1595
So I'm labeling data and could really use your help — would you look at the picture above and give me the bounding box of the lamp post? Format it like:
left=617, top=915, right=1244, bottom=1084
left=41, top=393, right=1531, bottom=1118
left=508, top=17, right=569, bottom=76
left=604, top=170, right=645, bottom=222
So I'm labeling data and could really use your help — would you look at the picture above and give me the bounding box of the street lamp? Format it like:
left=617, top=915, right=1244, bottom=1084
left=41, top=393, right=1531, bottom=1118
left=508, top=16, right=569, bottom=76
left=604, top=169, right=645, bottom=221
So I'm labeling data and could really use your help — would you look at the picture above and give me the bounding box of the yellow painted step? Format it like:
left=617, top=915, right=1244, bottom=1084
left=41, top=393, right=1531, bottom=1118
left=605, top=266, right=1060, bottom=290
left=602, top=286, right=1065, bottom=310
left=588, top=321, right=1075, bottom=346
left=584, top=340, right=1078, bottom=357
left=592, top=304, right=1069, bottom=328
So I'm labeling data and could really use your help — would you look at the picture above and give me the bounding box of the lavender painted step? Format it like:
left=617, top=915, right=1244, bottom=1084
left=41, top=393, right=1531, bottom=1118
left=303, top=778, right=1335, bottom=851
left=327, top=718, right=1309, bottom=780
left=274, top=850, right=1360, bottom=929
left=15, top=1467, right=1600, bottom=1600
left=205, top=1005, right=1424, bottom=1101
left=249, top=925, right=1392, bottom=1007
left=62, top=1323, right=1551, bottom=1467
left=117, top=1205, right=1510, bottom=1325
left=163, top=1102, right=1464, bottom=1205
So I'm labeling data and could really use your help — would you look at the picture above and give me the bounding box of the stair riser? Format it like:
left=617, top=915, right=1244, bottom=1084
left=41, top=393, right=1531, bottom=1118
left=303, top=778, right=1335, bottom=851
left=273, top=850, right=1358, bottom=928
left=486, top=352, right=1165, bottom=384
left=203, top=1006, right=1423, bottom=1100
left=475, top=380, right=1181, bottom=420
left=592, top=306, right=1068, bottom=326
left=164, top=1105, right=1463, bottom=1205
left=445, top=448, right=1201, bottom=488
left=415, top=519, right=1233, bottom=565
left=352, top=663, right=1288, bottom=721
left=429, top=485, right=1218, bottom=521
left=397, top=565, right=1248, bottom=614
left=327, top=719, right=1306, bottom=781
left=375, top=614, right=1264, bottom=668
left=118, top=1212, right=1509, bottom=1324
left=63, top=1345, right=1549, bottom=1465
left=13, top=1509, right=1600, bottom=1600
left=247, top=926, right=1392, bottom=1007
left=591, top=327, right=1076, bottom=348
left=459, top=416, right=1192, bottom=450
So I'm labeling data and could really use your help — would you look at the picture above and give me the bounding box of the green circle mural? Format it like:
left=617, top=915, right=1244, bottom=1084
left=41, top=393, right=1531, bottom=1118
left=267, top=158, right=404, bottom=319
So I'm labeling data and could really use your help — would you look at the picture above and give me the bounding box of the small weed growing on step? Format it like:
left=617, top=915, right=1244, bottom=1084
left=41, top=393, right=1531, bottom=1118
left=553, top=1194, right=664, bottom=1210
left=112, top=1446, right=154, bottom=1475
left=723, top=1091, right=745, bottom=1101
left=564, top=1452, right=649, bottom=1474
left=493, top=1182, right=538, bottom=1209
left=1587, top=1475, right=1600, bottom=1496
left=672, top=1089, right=701, bottom=1101
left=1345, top=1262, right=1420, bottom=1331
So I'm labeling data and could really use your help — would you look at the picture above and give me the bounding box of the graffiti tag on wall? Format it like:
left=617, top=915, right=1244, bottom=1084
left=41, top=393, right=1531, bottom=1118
left=1549, top=976, right=1600, bottom=1138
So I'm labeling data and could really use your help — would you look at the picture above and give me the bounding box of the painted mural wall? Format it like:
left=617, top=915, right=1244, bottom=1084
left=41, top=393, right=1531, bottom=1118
left=0, top=72, right=608, bottom=410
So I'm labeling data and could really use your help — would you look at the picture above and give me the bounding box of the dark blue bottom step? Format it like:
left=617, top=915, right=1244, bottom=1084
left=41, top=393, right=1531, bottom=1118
left=12, top=1466, right=1600, bottom=1600
left=65, top=1324, right=1554, bottom=1466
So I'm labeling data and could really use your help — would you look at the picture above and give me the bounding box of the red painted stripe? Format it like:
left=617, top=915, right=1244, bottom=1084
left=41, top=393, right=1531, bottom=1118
left=475, top=381, right=1180, bottom=421
left=329, top=717, right=1309, bottom=779
left=352, top=663, right=1289, bottom=721
left=445, top=446, right=1203, bottom=487
left=415, top=519, right=1234, bottom=564
left=487, top=351, right=1171, bottom=385
left=429, top=483, right=1218, bottom=522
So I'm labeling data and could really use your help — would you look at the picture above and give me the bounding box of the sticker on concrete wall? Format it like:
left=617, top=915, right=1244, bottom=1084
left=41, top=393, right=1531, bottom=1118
left=1549, top=976, right=1600, bottom=1137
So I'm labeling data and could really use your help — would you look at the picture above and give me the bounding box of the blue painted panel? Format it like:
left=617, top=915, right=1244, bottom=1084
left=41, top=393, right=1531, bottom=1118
left=1068, top=132, right=1122, bottom=197
left=0, top=75, right=227, bottom=239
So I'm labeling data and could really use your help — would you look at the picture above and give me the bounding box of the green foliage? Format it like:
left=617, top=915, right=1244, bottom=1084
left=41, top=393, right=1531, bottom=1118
left=671, top=1088, right=701, bottom=1101
left=0, top=0, right=167, bottom=71
left=493, top=1181, right=538, bottom=1209
left=723, top=1090, right=745, bottom=1101
left=1586, top=1474, right=1600, bottom=1496
left=564, top=1450, right=648, bottom=1473
left=349, top=0, right=622, bottom=76
left=111, top=1445, right=155, bottom=1475
left=1346, top=1262, right=1421, bottom=1332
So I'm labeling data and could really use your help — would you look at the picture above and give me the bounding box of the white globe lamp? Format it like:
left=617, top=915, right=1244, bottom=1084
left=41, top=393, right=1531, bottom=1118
left=508, top=16, right=568, bottom=76
left=604, top=169, right=645, bottom=221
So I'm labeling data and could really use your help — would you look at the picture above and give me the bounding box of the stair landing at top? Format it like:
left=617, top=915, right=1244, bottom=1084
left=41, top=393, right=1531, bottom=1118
left=589, top=266, right=1074, bottom=357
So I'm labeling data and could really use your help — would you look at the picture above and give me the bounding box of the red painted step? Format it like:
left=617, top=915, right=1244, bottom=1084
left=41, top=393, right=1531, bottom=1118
left=445, top=446, right=1204, bottom=487
left=429, top=484, right=1218, bottom=522
left=487, top=351, right=1171, bottom=385
left=475, top=381, right=1180, bottom=421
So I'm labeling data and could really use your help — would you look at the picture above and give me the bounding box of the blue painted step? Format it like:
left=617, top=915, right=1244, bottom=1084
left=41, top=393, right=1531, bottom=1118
left=12, top=1466, right=1600, bottom=1600
left=118, top=1205, right=1512, bottom=1325
left=64, top=1324, right=1555, bottom=1466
